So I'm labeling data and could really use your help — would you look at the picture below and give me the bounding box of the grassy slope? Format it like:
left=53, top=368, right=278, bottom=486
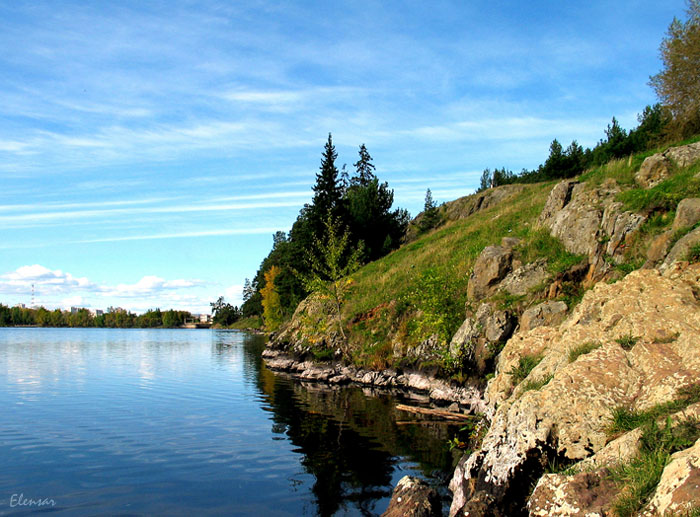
left=287, top=135, right=700, bottom=374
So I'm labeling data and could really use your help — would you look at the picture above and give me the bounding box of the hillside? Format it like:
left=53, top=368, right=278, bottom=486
left=265, top=137, right=700, bottom=516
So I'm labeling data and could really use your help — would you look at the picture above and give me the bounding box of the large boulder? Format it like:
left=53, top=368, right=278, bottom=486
left=635, top=142, right=700, bottom=189
left=498, top=259, right=550, bottom=297
left=449, top=265, right=700, bottom=517
left=467, top=246, right=513, bottom=300
left=382, top=476, right=442, bottom=517
left=636, top=154, right=672, bottom=189
left=527, top=470, right=617, bottom=517
left=672, top=197, right=700, bottom=232
left=660, top=226, right=700, bottom=272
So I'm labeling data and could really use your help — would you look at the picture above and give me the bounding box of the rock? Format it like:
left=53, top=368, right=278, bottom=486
left=660, top=226, right=700, bottom=272
left=501, top=237, right=521, bottom=249
left=520, top=301, right=568, bottom=332
left=449, top=303, right=516, bottom=374
left=636, top=154, right=672, bottom=188
left=665, top=141, right=700, bottom=168
left=498, top=259, right=551, bottom=297
left=538, top=180, right=578, bottom=221
left=527, top=470, right=617, bottom=517
left=635, top=142, right=700, bottom=189
left=468, top=246, right=513, bottom=300
left=382, top=476, right=442, bottom=517
left=538, top=180, right=646, bottom=279
left=646, top=231, right=672, bottom=266
left=672, top=198, right=700, bottom=232
left=449, top=266, right=700, bottom=517
left=644, top=438, right=700, bottom=516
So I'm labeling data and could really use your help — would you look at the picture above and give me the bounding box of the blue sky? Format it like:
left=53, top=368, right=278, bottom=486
left=0, top=0, right=685, bottom=313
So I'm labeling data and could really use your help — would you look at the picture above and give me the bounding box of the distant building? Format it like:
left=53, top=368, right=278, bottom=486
left=70, top=307, right=80, bottom=314
left=89, top=309, right=104, bottom=317
left=193, top=313, right=212, bottom=323
left=14, top=303, right=26, bottom=309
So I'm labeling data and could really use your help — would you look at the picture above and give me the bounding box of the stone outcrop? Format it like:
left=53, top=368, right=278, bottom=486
left=538, top=179, right=646, bottom=280
left=467, top=245, right=514, bottom=300
left=635, top=141, right=700, bottom=188
left=498, top=259, right=550, bottom=297
left=263, top=348, right=487, bottom=413
left=449, top=264, right=700, bottom=516
left=672, top=198, right=700, bottom=232
left=382, top=476, right=442, bottom=517
left=527, top=470, right=617, bottom=517
left=660, top=226, right=700, bottom=272
left=519, top=301, right=568, bottom=332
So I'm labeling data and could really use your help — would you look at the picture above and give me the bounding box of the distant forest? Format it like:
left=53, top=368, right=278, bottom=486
left=0, top=305, right=192, bottom=328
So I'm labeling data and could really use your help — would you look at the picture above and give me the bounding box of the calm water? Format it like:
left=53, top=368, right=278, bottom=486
left=0, top=328, right=459, bottom=516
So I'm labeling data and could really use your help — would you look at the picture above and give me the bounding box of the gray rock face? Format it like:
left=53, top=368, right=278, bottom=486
left=382, top=476, right=442, bottom=517
left=519, top=301, right=568, bottom=332
left=636, top=153, right=672, bottom=189
left=660, top=226, right=700, bottom=272
left=665, top=141, right=700, bottom=168
left=635, top=142, right=700, bottom=189
left=672, top=198, right=700, bottom=232
left=467, top=246, right=513, bottom=300
left=498, top=259, right=550, bottom=297
left=449, top=303, right=516, bottom=372
left=538, top=180, right=646, bottom=279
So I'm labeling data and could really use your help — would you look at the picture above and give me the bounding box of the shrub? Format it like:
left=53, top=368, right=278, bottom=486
left=688, top=243, right=700, bottom=262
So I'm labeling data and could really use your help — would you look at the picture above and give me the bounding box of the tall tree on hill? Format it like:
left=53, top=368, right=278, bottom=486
left=419, top=189, right=441, bottom=233
left=650, top=0, right=700, bottom=137
left=311, top=133, right=344, bottom=225
left=346, top=144, right=409, bottom=260
left=352, top=143, right=376, bottom=186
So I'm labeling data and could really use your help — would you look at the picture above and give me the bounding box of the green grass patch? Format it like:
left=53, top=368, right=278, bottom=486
left=687, top=243, right=700, bottom=263
left=610, top=416, right=700, bottom=517
left=521, top=374, right=554, bottom=393
left=227, top=315, right=264, bottom=330
left=568, top=341, right=602, bottom=363
left=515, top=229, right=586, bottom=275
left=607, top=382, right=700, bottom=435
left=509, top=353, right=544, bottom=384
left=615, top=334, right=640, bottom=350
left=616, top=163, right=700, bottom=213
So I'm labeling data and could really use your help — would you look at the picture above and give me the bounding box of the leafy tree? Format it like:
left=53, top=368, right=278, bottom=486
left=261, top=266, right=283, bottom=331
left=210, top=296, right=241, bottom=326
left=650, top=0, right=700, bottom=137
left=298, top=212, right=363, bottom=357
left=419, top=189, right=441, bottom=233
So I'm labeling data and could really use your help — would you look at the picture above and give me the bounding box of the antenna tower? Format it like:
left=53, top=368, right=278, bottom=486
left=31, top=283, right=35, bottom=308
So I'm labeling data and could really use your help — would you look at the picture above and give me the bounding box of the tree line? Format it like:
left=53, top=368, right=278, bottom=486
left=0, top=305, right=193, bottom=328
left=478, top=0, right=700, bottom=191
left=234, top=135, right=410, bottom=329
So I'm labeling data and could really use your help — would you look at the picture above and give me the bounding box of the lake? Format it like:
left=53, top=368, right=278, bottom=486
left=0, top=328, right=460, bottom=516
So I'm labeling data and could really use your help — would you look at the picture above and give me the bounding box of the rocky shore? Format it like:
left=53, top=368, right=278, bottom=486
left=262, top=347, right=486, bottom=413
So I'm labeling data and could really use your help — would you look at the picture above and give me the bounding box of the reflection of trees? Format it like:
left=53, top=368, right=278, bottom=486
left=212, top=330, right=457, bottom=516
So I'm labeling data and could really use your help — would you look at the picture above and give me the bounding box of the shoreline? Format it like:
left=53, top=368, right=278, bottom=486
left=262, top=348, right=486, bottom=414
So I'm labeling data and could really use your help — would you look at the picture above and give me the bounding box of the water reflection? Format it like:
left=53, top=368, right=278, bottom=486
left=213, top=330, right=458, bottom=516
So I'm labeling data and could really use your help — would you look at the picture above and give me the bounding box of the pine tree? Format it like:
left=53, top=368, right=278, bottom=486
left=312, top=133, right=343, bottom=220
left=242, top=278, right=253, bottom=303
left=351, top=144, right=376, bottom=186
left=419, top=189, right=441, bottom=233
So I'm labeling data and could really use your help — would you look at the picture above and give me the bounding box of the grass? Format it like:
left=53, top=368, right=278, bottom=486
left=610, top=416, right=700, bottom=517
left=615, top=334, right=640, bottom=350
left=688, top=243, right=700, bottom=262
left=227, top=315, right=264, bottom=330
left=515, top=229, right=586, bottom=275
left=607, top=382, right=700, bottom=436
left=521, top=374, right=554, bottom=393
left=607, top=382, right=700, bottom=515
left=509, top=353, right=544, bottom=384
left=568, top=341, right=602, bottom=363
left=616, top=162, right=700, bottom=213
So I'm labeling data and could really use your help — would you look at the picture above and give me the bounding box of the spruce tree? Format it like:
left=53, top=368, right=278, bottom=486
left=312, top=133, right=343, bottom=220
left=352, top=143, right=376, bottom=186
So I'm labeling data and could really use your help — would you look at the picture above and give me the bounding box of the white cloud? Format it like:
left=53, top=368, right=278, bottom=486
left=0, top=264, right=95, bottom=294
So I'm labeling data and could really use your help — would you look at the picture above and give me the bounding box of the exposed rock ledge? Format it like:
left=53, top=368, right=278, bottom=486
left=262, top=348, right=486, bottom=413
